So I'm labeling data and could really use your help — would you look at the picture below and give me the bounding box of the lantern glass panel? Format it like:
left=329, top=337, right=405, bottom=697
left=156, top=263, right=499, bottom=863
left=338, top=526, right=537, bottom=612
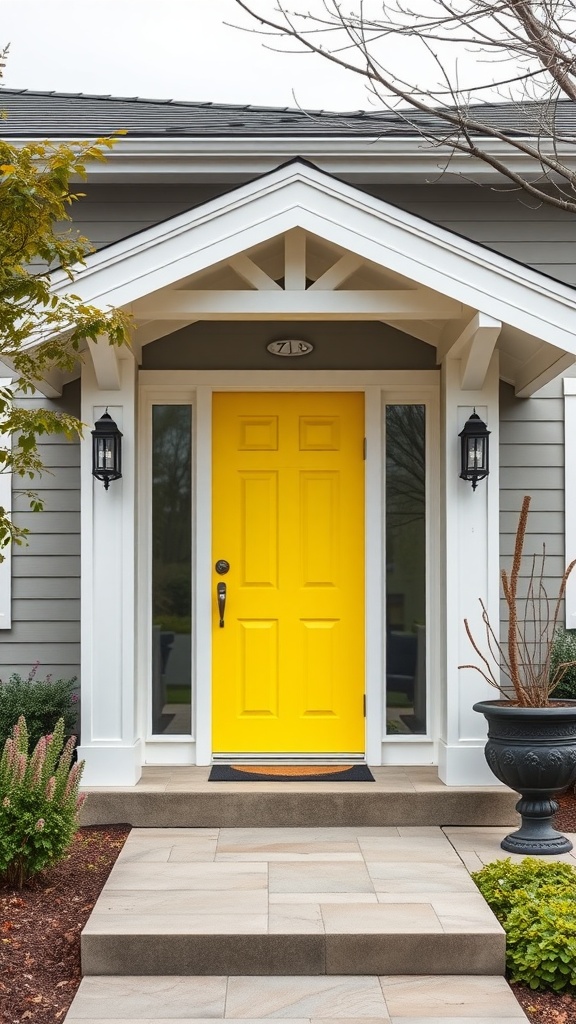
left=467, top=437, right=487, bottom=471
left=96, top=438, right=114, bottom=469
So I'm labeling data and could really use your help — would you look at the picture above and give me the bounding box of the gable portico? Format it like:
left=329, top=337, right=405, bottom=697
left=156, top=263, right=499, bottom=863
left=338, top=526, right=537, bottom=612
left=37, top=161, right=576, bottom=787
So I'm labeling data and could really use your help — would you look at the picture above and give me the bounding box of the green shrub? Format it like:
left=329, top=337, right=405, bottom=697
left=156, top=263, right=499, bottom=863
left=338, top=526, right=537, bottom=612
left=0, top=665, right=78, bottom=750
left=0, top=715, right=85, bottom=888
left=550, top=627, right=576, bottom=699
left=472, top=857, right=576, bottom=991
left=506, top=897, right=576, bottom=990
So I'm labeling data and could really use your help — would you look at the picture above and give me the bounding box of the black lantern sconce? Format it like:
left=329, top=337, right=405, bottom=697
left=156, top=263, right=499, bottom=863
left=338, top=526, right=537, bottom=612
left=91, top=410, right=123, bottom=490
left=459, top=410, right=490, bottom=491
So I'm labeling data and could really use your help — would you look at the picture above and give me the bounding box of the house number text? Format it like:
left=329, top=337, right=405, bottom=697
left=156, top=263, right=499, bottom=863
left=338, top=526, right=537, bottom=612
left=267, top=340, right=314, bottom=357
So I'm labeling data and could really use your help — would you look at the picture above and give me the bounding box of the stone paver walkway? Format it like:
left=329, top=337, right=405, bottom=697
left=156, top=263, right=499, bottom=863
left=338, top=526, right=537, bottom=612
left=67, top=825, right=576, bottom=1023
left=65, top=973, right=528, bottom=1021
left=81, top=827, right=503, bottom=977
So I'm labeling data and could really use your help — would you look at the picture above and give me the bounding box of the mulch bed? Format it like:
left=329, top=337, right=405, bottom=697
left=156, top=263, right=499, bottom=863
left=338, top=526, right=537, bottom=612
left=0, top=824, right=130, bottom=1024
left=2, top=797, right=576, bottom=1024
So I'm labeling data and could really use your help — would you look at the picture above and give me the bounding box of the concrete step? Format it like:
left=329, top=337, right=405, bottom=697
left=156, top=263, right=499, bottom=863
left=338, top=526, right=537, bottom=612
left=80, top=826, right=506, bottom=978
left=65, top=973, right=530, bottom=1022
left=80, top=766, right=518, bottom=828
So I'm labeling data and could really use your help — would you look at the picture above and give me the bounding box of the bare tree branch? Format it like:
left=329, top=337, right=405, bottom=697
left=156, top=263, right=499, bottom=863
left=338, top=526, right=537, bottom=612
left=461, top=495, right=576, bottom=706
left=233, top=0, right=576, bottom=212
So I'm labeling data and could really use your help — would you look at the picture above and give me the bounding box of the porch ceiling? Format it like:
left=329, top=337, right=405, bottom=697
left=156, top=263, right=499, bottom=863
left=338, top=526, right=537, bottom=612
left=41, top=160, right=576, bottom=398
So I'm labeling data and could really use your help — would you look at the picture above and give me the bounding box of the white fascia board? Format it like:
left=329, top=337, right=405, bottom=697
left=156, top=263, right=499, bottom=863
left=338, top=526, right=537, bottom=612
left=45, top=161, right=576, bottom=363
left=11, top=135, right=576, bottom=184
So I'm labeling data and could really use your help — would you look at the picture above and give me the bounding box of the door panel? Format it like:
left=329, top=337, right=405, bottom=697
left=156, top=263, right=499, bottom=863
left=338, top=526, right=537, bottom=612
left=212, top=392, right=365, bottom=754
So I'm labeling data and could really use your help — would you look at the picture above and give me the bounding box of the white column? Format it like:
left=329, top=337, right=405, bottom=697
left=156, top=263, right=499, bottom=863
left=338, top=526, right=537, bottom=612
left=564, top=378, right=576, bottom=627
left=438, top=353, right=501, bottom=785
left=78, top=352, right=141, bottom=785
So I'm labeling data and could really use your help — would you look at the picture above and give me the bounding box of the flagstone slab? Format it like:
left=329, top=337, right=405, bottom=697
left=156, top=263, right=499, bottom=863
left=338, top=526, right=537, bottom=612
left=81, top=827, right=505, bottom=977
left=65, top=976, right=529, bottom=1021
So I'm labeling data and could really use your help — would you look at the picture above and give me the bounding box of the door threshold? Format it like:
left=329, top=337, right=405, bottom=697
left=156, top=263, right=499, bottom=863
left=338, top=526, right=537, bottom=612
left=212, top=753, right=366, bottom=764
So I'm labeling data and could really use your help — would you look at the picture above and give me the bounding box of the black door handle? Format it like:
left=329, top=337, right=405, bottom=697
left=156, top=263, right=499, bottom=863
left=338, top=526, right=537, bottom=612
left=217, top=582, right=227, bottom=628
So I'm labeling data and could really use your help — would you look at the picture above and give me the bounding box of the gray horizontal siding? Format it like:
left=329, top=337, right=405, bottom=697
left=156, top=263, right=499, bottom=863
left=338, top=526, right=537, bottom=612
left=501, top=467, right=563, bottom=488
left=11, top=555, right=79, bottom=577
left=14, top=600, right=80, bottom=621
left=500, top=445, right=563, bottom=467
left=497, top=555, right=566, bottom=578
left=18, top=535, right=80, bottom=557
left=499, top=421, right=563, bottom=445
left=500, top=490, right=563, bottom=512
left=15, top=512, right=80, bottom=533
left=4, top=380, right=81, bottom=681
left=28, top=444, right=80, bottom=468
left=12, top=490, right=80, bottom=513
left=0, top=644, right=80, bottom=664
left=367, top=184, right=576, bottom=286
left=66, top=183, right=230, bottom=251
left=498, top=399, right=564, bottom=422
left=500, top=534, right=565, bottom=557
left=6, top=621, right=80, bottom=642
left=24, top=467, right=80, bottom=490
left=499, top=380, right=565, bottom=638
left=12, top=577, right=80, bottom=600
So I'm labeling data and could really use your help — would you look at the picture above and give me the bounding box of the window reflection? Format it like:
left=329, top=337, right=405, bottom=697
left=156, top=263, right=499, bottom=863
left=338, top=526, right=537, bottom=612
left=386, top=405, right=427, bottom=736
left=152, top=405, right=192, bottom=735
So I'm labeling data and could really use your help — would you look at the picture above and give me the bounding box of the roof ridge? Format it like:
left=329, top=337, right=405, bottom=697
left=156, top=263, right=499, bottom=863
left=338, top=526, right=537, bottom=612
left=0, top=86, right=365, bottom=117
left=2, top=85, right=572, bottom=117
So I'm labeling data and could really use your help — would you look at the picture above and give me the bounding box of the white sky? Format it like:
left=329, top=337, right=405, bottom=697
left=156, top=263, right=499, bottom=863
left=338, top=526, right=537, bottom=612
left=0, top=0, right=489, bottom=112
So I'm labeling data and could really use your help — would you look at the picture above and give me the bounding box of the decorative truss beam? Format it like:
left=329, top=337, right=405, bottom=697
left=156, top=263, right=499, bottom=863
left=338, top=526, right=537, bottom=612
left=284, top=229, right=307, bottom=291
left=134, top=289, right=463, bottom=322
left=228, top=254, right=281, bottom=291
left=309, top=254, right=364, bottom=291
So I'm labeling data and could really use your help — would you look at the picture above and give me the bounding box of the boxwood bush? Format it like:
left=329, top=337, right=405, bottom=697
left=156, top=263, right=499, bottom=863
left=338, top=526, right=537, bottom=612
left=472, top=857, right=576, bottom=991
left=0, top=666, right=78, bottom=751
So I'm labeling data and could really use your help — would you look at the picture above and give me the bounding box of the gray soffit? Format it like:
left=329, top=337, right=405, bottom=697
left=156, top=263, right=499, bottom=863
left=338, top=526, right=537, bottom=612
left=1, top=87, right=575, bottom=138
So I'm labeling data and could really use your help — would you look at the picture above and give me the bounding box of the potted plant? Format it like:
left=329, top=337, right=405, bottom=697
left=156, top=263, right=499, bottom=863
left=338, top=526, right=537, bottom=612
left=461, top=495, right=576, bottom=855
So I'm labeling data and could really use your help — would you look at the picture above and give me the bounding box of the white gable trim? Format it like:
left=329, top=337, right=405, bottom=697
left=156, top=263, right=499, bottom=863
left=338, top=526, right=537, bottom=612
left=45, top=160, right=576, bottom=382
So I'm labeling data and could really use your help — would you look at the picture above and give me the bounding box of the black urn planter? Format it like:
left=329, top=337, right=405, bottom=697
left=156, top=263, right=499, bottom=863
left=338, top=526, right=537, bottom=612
left=473, top=700, right=576, bottom=855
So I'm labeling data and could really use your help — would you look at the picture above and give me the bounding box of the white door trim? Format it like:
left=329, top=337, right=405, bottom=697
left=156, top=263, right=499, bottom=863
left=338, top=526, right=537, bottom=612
left=139, top=369, right=440, bottom=766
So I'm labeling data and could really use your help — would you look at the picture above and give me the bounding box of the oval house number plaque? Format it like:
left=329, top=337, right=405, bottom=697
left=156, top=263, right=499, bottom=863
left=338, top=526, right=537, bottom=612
left=267, top=340, right=314, bottom=357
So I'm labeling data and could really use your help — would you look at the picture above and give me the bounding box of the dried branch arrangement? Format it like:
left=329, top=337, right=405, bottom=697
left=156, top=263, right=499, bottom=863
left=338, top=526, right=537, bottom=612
left=461, top=495, right=576, bottom=707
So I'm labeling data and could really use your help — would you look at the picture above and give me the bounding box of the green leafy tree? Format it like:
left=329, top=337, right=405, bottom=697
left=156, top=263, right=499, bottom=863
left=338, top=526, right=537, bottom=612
left=0, top=50, right=128, bottom=557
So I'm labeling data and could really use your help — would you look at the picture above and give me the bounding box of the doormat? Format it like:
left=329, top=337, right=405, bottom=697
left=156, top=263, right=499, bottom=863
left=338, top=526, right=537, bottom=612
left=208, top=764, right=375, bottom=782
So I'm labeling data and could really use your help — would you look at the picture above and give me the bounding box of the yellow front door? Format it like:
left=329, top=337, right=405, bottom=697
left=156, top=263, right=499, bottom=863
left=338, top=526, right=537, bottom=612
left=212, top=392, right=365, bottom=754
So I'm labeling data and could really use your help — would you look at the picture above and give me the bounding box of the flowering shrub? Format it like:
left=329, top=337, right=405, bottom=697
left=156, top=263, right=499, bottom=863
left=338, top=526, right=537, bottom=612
left=0, top=664, right=78, bottom=750
left=0, top=715, right=85, bottom=887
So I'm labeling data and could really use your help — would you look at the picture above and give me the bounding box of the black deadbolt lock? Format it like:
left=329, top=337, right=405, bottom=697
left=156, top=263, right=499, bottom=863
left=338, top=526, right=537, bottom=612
left=215, top=559, right=230, bottom=575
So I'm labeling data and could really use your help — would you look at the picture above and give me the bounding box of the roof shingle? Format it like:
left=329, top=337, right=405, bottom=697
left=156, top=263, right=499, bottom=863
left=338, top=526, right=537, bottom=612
left=1, top=87, right=574, bottom=138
